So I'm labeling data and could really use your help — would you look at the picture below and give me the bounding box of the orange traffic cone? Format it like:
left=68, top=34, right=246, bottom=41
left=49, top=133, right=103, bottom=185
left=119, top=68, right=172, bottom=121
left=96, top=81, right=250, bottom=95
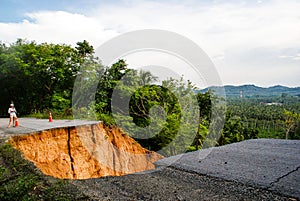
left=49, top=112, right=53, bottom=122
left=14, top=118, right=19, bottom=127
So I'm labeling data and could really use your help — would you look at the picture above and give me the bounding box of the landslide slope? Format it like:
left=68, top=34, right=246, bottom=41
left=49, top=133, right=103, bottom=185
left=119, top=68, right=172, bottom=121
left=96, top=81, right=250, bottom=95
left=9, top=122, right=163, bottom=179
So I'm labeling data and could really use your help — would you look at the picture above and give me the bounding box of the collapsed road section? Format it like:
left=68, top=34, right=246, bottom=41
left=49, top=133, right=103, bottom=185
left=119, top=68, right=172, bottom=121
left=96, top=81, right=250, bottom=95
left=8, top=122, right=163, bottom=179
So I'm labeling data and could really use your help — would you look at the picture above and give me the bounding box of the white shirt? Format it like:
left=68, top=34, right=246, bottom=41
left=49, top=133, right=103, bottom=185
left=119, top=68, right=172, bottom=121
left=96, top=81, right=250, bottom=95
left=8, top=107, right=17, bottom=116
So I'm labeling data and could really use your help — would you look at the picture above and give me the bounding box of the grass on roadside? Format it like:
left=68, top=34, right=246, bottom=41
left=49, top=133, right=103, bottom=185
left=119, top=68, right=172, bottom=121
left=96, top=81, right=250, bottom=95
left=25, top=110, right=73, bottom=120
left=0, top=143, right=87, bottom=201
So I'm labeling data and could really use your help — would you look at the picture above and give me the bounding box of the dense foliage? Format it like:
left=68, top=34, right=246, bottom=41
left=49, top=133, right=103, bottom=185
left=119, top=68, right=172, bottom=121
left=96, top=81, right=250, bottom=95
left=224, top=98, right=300, bottom=142
left=1, top=39, right=299, bottom=155
left=0, top=39, right=94, bottom=116
left=73, top=59, right=205, bottom=155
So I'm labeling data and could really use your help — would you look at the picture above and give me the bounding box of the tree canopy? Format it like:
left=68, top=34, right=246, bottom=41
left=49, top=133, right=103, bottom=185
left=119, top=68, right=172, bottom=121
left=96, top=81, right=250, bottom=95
left=0, top=39, right=94, bottom=115
left=1, top=39, right=298, bottom=155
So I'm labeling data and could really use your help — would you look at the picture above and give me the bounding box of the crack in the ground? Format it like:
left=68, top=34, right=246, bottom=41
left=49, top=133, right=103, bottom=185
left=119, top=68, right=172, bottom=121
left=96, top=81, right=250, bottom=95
left=91, top=124, right=96, bottom=144
left=67, top=127, right=76, bottom=178
left=269, top=165, right=300, bottom=187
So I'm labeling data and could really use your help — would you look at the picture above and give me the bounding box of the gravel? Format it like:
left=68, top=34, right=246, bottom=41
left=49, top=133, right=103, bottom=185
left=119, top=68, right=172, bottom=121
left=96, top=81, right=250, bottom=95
left=71, top=166, right=294, bottom=201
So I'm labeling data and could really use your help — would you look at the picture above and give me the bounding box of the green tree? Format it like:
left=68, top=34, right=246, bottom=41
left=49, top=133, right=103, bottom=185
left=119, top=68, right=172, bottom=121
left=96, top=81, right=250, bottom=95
left=196, top=91, right=212, bottom=121
left=218, top=111, right=258, bottom=146
left=95, top=59, right=130, bottom=115
left=128, top=84, right=181, bottom=152
left=75, top=40, right=94, bottom=58
left=195, top=91, right=212, bottom=149
left=0, top=39, right=92, bottom=116
left=284, top=109, right=300, bottom=139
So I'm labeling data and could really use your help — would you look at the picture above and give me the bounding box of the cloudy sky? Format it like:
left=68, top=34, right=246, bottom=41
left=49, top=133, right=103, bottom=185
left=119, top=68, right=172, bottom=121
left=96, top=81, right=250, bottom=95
left=1, top=0, right=299, bottom=87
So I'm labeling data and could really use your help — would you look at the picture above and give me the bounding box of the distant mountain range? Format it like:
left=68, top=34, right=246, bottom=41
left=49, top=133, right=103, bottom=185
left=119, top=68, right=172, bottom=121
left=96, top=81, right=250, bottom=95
left=200, top=84, right=300, bottom=98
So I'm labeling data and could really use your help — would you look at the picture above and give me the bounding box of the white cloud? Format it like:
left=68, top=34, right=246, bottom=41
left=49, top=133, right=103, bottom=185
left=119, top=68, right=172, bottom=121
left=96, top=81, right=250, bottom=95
left=88, top=0, right=300, bottom=53
left=0, top=0, right=299, bottom=86
left=280, top=53, right=300, bottom=61
left=294, top=54, right=300, bottom=61
left=0, top=11, right=118, bottom=46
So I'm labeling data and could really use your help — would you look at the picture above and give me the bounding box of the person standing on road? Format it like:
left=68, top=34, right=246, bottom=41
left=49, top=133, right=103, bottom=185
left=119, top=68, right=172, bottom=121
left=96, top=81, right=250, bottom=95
left=7, top=103, right=18, bottom=128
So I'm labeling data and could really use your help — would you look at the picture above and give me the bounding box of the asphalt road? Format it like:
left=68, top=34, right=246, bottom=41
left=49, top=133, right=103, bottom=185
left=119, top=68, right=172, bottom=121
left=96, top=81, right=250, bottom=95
left=0, top=117, right=99, bottom=136
left=156, top=139, right=300, bottom=199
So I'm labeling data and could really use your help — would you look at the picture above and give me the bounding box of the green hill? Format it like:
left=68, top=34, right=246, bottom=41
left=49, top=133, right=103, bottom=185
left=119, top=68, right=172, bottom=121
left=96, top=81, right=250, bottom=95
left=200, top=84, right=300, bottom=99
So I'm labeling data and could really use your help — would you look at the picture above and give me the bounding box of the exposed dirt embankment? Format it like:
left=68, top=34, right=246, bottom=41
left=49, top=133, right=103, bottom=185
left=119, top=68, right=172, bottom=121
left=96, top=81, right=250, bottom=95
left=8, top=122, right=163, bottom=179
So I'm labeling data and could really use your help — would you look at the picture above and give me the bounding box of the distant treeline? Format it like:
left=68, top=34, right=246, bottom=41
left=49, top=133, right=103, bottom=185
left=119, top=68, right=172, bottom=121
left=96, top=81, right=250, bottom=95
left=201, top=85, right=300, bottom=99
left=226, top=98, right=300, bottom=140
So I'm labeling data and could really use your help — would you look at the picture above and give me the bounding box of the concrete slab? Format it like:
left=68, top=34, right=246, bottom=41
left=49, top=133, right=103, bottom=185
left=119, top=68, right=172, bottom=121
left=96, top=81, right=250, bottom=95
left=155, top=139, right=300, bottom=199
left=0, top=117, right=99, bottom=137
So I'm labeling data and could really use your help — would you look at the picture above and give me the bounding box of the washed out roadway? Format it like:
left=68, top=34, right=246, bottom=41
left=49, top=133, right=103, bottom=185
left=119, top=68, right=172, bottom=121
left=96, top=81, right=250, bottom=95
left=0, top=118, right=299, bottom=200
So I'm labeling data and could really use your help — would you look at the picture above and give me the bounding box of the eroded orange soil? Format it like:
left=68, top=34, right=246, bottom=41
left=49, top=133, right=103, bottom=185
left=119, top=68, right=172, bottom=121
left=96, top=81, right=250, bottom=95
left=9, top=123, right=163, bottom=179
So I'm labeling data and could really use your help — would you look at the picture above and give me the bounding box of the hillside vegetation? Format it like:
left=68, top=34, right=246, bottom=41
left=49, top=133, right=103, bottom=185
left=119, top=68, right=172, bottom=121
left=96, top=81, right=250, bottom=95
left=1, top=39, right=299, bottom=154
